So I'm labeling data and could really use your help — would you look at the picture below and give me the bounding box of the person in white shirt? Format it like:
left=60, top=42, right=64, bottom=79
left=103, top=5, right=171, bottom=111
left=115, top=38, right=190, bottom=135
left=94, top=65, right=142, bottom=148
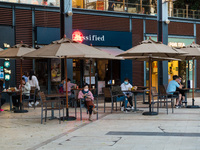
left=120, top=78, right=134, bottom=111
left=12, top=77, right=31, bottom=109
left=28, top=69, right=40, bottom=107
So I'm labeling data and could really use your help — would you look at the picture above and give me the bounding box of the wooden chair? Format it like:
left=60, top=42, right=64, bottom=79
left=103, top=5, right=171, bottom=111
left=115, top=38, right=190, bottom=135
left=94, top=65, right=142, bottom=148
left=102, top=87, right=125, bottom=113
left=22, top=87, right=37, bottom=109
left=39, top=91, right=64, bottom=124
left=151, top=87, right=159, bottom=112
left=158, top=85, right=175, bottom=114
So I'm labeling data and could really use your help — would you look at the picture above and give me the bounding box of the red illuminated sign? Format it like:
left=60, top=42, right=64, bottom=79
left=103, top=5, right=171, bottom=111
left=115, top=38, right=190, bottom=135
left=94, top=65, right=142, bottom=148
left=72, top=31, right=83, bottom=43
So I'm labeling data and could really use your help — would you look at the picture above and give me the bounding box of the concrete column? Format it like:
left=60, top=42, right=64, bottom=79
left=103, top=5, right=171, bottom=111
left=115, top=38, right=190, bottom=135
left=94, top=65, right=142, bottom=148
left=60, top=0, right=73, bottom=80
left=157, top=0, right=169, bottom=87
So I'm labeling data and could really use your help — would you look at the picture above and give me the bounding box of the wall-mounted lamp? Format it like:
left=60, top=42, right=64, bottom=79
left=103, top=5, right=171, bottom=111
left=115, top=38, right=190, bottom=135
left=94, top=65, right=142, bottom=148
left=67, top=11, right=73, bottom=16
left=165, top=19, right=170, bottom=24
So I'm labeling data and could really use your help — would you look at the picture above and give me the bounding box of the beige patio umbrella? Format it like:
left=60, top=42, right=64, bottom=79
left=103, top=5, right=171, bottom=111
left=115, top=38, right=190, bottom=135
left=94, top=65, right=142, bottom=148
left=23, top=36, right=121, bottom=120
left=175, top=42, right=200, bottom=108
left=0, top=42, right=35, bottom=113
left=117, top=38, right=187, bottom=115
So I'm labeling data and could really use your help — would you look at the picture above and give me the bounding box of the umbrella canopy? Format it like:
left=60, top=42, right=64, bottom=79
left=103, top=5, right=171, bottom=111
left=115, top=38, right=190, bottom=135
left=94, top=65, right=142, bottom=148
left=175, top=42, right=200, bottom=60
left=22, top=36, right=122, bottom=120
left=117, top=38, right=186, bottom=115
left=23, top=37, right=121, bottom=60
left=95, top=46, right=124, bottom=57
left=122, top=56, right=181, bottom=61
left=117, top=38, right=187, bottom=57
left=0, top=43, right=35, bottom=58
left=0, top=43, right=35, bottom=113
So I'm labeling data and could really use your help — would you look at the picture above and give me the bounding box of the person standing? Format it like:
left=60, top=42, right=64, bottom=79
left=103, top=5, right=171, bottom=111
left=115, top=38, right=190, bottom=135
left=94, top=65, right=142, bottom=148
left=121, top=78, right=134, bottom=111
left=28, top=69, right=40, bottom=107
left=167, top=75, right=183, bottom=108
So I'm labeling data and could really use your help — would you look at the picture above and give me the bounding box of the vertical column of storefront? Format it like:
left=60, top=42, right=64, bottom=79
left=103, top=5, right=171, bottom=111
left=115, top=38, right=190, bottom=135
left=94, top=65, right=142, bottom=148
left=32, top=7, right=35, bottom=71
left=194, top=23, right=197, bottom=88
left=60, top=0, right=73, bottom=80
left=157, top=0, right=168, bottom=87
left=143, top=19, right=146, bottom=86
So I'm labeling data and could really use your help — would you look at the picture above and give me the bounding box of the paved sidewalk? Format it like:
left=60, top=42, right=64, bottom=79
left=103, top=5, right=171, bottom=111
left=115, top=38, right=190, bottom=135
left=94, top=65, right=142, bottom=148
left=1, top=98, right=200, bottom=150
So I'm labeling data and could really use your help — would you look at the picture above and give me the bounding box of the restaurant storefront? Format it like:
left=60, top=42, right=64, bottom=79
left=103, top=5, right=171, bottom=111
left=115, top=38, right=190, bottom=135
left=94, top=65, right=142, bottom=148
left=145, top=36, right=196, bottom=89
left=36, top=28, right=132, bottom=93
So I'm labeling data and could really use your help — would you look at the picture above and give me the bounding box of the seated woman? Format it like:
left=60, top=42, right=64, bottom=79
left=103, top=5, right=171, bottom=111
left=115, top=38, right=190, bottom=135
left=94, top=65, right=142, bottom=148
left=78, top=84, right=97, bottom=121
left=12, top=77, right=31, bottom=110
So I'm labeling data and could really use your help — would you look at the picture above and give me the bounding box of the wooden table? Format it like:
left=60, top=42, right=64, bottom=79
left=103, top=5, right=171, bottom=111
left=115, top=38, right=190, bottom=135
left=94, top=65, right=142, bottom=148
left=180, top=88, right=200, bottom=107
left=123, top=90, right=149, bottom=112
left=136, top=86, right=149, bottom=104
left=2, top=91, right=20, bottom=111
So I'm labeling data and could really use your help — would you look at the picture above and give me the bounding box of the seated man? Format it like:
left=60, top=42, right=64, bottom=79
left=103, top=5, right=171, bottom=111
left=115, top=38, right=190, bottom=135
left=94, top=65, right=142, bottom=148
left=12, top=77, right=31, bottom=109
left=167, top=75, right=183, bottom=108
left=121, top=78, right=134, bottom=111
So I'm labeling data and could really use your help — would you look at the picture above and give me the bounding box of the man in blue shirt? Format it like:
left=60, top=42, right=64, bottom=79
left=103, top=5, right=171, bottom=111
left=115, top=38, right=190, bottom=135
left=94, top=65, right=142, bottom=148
left=167, top=75, right=183, bottom=108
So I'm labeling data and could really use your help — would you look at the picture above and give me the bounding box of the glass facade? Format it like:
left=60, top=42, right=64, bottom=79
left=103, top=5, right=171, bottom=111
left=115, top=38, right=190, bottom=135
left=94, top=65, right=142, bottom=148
left=145, top=36, right=195, bottom=88
left=1, top=0, right=200, bottom=19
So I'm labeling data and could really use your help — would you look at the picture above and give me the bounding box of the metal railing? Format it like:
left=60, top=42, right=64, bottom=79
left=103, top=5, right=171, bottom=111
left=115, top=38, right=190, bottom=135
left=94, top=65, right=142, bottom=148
left=1, top=0, right=200, bottom=19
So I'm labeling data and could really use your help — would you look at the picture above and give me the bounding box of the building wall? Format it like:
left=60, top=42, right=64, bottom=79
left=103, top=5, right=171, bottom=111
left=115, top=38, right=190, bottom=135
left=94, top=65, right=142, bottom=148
left=0, top=2, right=200, bottom=87
left=196, top=24, right=200, bottom=88
left=73, top=14, right=129, bottom=32
left=132, top=19, right=144, bottom=86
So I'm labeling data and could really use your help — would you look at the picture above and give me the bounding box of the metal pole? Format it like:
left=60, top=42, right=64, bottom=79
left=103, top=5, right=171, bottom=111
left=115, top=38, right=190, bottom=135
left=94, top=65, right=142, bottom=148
left=89, top=60, right=92, bottom=90
left=149, top=57, right=152, bottom=112
left=65, top=57, right=69, bottom=117
left=192, top=58, right=195, bottom=105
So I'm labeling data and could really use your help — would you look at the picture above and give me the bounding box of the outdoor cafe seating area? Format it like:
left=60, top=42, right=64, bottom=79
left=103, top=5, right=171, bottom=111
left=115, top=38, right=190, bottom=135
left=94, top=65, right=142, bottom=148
left=1, top=37, right=200, bottom=124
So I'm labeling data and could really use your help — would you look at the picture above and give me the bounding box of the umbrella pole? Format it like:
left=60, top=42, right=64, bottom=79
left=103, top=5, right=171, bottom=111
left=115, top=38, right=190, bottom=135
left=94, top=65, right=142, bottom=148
left=65, top=57, right=69, bottom=117
left=60, top=57, right=76, bottom=120
left=192, top=58, right=195, bottom=105
left=89, top=60, right=92, bottom=90
left=143, top=56, right=158, bottom=115
left=14, top=59, right=28, bottom=113
left=187, top=58, right=199, bottom=108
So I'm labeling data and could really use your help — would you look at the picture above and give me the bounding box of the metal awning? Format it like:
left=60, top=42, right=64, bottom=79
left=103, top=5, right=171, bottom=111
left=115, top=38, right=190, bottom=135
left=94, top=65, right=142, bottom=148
left=95, top=46, right=124, bottom=56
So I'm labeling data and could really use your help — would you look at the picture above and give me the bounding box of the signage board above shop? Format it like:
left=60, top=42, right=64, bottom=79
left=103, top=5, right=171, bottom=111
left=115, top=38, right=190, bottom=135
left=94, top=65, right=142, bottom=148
left=72, top=29, right=132, bottom=48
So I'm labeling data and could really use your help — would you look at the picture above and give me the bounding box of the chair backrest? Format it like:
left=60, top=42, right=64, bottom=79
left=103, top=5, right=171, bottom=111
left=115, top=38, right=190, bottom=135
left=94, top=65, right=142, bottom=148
left=151, top=87, right=158, bottom=96
left=74, top=89, right=79, bottom=100
left=30, top=87, right=36, bottom=94
left=39, top=91, right=46, bottom=103
left=102, top=87, right=112, bottom=98
left=159, top=85, right=167, bottom=95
